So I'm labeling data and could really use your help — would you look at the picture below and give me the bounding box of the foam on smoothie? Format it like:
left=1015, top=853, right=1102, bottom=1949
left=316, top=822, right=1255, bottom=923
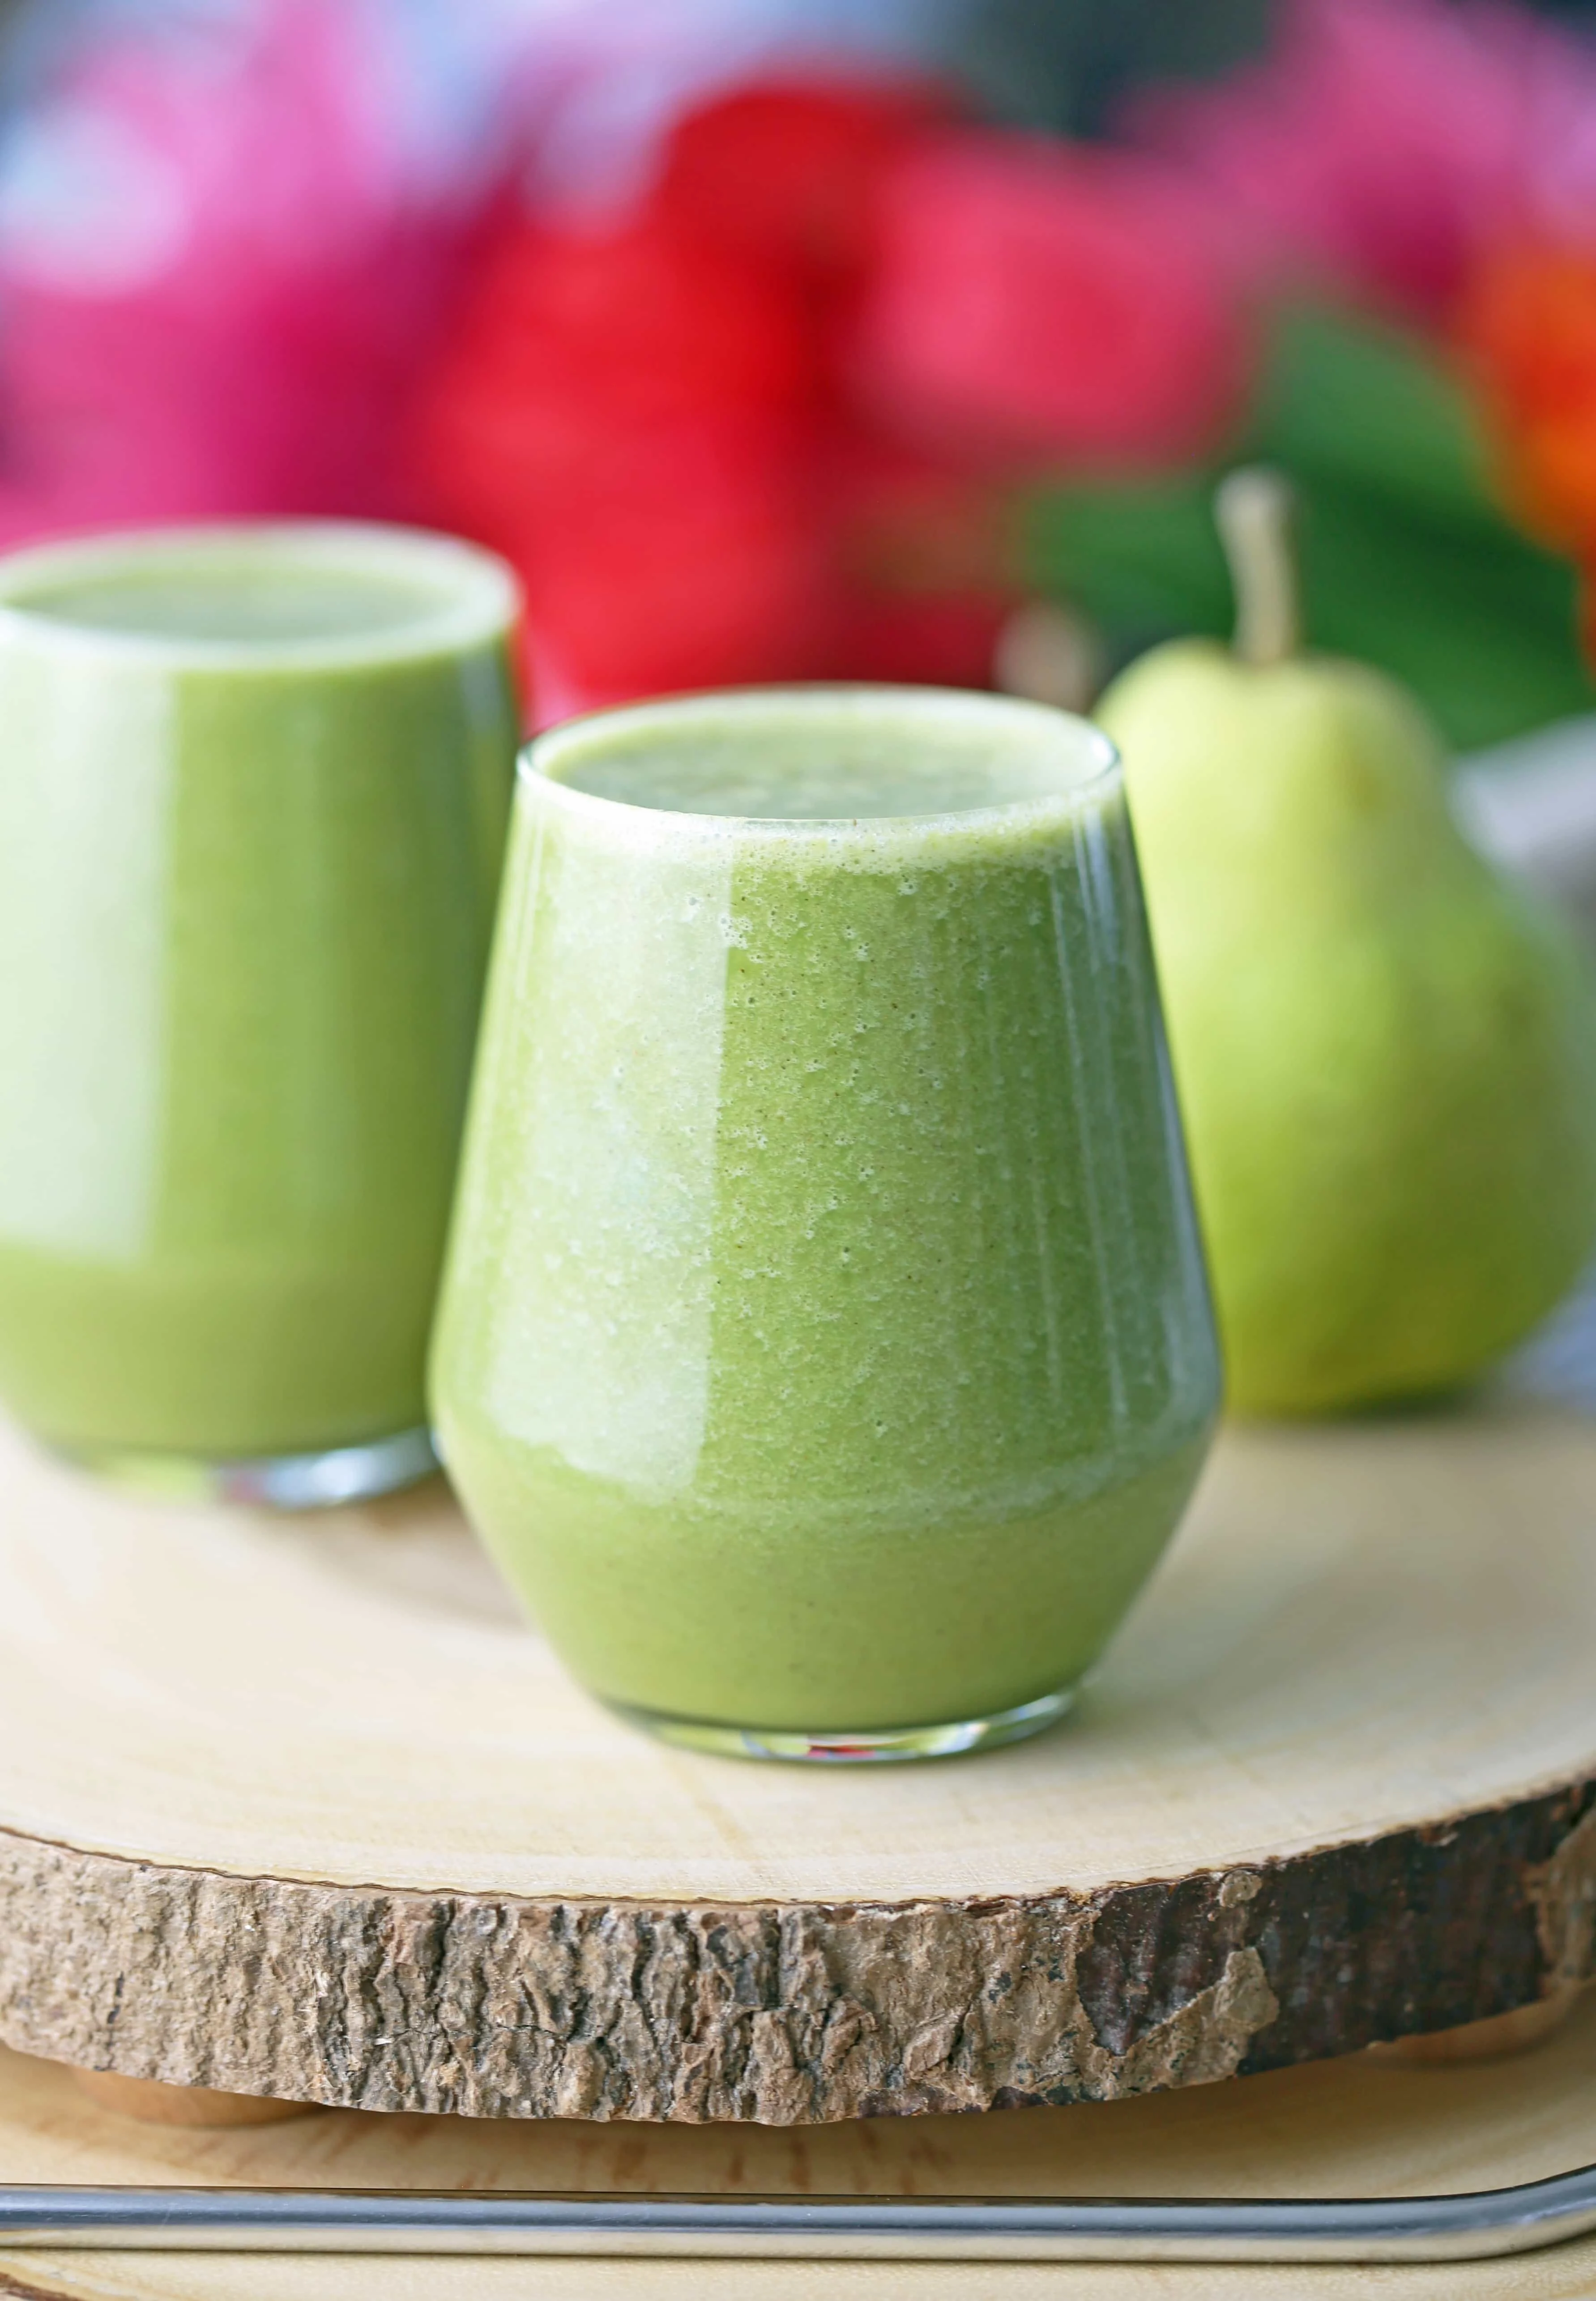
left=552, top=695, right=1109, bottom=821
left=0, top=527, right=518, bottom=666
left=17, top=564, right=448, bottom=645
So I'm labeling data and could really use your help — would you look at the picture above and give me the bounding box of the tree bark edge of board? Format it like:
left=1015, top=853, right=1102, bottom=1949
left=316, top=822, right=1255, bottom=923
left=3, top=1777, right=1592, bottom=2125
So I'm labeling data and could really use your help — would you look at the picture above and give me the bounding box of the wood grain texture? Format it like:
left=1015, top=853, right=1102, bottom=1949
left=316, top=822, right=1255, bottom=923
left=68, top=2073, right=319, bottom=2127
left=2, top=1401, right=1596, bottom=2121
left=6, top=1993, right=1596, bottom=2299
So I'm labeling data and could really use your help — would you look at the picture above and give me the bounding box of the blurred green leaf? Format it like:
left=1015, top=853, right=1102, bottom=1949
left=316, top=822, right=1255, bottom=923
left=1025, top=474, right=1229, bottom=658
left=1023, top=304, right=1593, bottom=751
left=1258, top=305, right=1495, bottom=530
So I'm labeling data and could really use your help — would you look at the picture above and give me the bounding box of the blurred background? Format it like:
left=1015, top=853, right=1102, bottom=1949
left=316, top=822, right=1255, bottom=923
left=0, top=0, right=1590, bottom=747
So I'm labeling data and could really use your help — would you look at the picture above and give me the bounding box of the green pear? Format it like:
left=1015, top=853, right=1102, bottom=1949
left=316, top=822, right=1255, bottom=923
left=1095, top=468, right=1596, bottom=1415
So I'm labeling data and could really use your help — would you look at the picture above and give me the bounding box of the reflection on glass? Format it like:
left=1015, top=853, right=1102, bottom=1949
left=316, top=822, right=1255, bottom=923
left=0, top=522, right=520, bottom=1503
left=433, top=687, right=1220, bottom=1756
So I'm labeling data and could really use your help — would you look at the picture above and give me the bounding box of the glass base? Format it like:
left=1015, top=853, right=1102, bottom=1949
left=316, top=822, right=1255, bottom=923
left=55, top=1423, right=438, bottom=1511
left=606, top=1685, right=1075, bottom=1764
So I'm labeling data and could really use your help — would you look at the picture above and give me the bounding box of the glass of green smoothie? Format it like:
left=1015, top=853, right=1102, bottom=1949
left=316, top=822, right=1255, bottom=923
left=0, top=521, right=520, bottom=1506
left=431, top=687, right=1220, bottom=1759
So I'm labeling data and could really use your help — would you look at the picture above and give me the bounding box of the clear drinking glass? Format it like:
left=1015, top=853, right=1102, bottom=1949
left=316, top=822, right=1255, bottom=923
left=431, top=687, right=1220, bottom=1757
left=0, top=522, right=520, bottom=1504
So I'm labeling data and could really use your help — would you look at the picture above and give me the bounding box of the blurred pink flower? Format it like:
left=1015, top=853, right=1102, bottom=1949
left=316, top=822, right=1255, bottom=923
left=1134, top=0, right=1596, bottom=324
left=0, top=0, right=484, bottom=542
left=848, top=131, right=1256, bottom=472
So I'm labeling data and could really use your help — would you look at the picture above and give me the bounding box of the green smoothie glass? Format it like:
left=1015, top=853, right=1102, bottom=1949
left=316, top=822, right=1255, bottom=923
left=432, top=687, right=1220, bottom=1759
left=0, top=522, right=520, bottom=1505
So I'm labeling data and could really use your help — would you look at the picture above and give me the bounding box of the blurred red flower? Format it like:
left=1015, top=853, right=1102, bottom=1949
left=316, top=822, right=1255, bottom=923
left=849, top=131, right=1255, bottom=471
left=410, top=208, right=831, bottom=711
left=653, top=77, right=953, bottom=285
left=410, top=74, right=1036, bottom=717
left=813, top=426, right=1015, bottom=687
left=410, top=71, right=1267, bottom=717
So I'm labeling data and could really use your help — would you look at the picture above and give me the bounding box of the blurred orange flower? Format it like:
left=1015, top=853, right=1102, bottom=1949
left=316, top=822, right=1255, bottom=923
left=1462, top=244, right=1596, bottom=555
left=1461, top=241, right=1596, bottom=654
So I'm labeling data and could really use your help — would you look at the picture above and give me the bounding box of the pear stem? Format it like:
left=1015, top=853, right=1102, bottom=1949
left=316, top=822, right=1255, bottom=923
left=1216, top=466, right=1300, bottom=666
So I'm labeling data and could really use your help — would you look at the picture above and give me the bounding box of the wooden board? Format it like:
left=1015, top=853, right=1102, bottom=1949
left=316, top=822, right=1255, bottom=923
left=7, top=1991, right=1596, bottom=2299
left=1, top=1398, right=1596, bottom=2122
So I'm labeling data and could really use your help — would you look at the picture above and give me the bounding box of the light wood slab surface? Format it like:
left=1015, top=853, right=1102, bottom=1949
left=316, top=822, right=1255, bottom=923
left=2, top=1400, right=1594, bottom=2118
left=6, top=1400, right=1596, bottom=1905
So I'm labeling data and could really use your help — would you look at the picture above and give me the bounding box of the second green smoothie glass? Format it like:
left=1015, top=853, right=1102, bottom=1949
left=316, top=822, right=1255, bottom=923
left=0, top=522, right=520, bottom=1504
left=432, top=687, right=1221, bottom=1758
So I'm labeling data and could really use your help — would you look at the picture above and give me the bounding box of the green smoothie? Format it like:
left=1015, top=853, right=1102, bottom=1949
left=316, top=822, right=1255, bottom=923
left=432, top=688, right=1219, bottom=1748
left=0, top=524, right=520, bottom=1483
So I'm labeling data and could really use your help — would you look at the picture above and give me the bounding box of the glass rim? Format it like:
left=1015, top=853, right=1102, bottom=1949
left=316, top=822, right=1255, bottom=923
left=0, top=519, right=521, bottom=670
left=521, top=683, right=1122, bottom=837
